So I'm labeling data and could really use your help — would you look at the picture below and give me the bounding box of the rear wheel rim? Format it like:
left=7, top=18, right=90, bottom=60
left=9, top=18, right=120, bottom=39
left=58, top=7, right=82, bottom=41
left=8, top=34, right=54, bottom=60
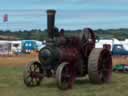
left=88, top=48, right=112, bottom=83
left=98, top=50, right=112, bottom=82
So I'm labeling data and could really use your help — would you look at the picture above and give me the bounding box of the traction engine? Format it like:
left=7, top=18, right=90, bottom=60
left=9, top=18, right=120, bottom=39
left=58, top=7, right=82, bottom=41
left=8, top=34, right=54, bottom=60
left=23, top=9, right=112, bottom=89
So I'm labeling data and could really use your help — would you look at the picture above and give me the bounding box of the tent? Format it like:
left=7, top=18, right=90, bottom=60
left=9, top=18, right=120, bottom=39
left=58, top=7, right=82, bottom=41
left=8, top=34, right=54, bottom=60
left=10, top=41, right=22, bottom=54
left=0, top=41, right=11, bottom=55
left=96, top=39, right=113, bottom=51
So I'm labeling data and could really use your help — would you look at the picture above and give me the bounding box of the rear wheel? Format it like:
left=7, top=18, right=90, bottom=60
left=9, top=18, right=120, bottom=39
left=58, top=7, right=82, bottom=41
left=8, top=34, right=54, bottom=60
left=80, top=28, right=96, bottom=57
left=56, top=62, right=75, bottom=90
left=23, top=61, right=44, bottom=87
left=88, top=48, right=112, bottom=83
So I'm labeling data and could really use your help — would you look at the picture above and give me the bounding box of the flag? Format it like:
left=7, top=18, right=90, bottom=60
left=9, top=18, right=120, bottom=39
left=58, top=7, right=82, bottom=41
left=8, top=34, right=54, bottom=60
left=3, top=14, right=8, bottom=22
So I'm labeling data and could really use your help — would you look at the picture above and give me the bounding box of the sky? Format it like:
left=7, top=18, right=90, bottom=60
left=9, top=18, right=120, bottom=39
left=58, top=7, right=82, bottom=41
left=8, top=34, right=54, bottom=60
left=0, top=0, right=128, bottom=30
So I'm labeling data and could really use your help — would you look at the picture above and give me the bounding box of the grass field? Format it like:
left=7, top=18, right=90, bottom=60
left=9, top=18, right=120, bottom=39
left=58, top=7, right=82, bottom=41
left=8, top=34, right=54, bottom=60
left=0, top=55, right=128, bottom=96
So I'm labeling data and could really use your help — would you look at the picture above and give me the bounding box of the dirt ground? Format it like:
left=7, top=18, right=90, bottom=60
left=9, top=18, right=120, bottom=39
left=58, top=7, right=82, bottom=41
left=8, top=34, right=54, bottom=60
left=0, top=55, right=38, bottom=67
left=0, top=55, right=127, bottom=67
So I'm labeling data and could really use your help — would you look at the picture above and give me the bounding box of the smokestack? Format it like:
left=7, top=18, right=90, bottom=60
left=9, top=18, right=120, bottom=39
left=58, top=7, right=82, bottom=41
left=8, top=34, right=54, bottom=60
left=47, top=9, right=56, bottom=39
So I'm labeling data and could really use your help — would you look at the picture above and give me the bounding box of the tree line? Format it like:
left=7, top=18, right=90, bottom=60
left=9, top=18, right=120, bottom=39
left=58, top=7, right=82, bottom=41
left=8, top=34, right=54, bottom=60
left=0, top=28, right=128, bottom=41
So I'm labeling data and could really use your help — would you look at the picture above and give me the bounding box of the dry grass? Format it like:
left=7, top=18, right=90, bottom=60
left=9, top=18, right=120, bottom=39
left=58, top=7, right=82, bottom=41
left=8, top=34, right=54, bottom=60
left=0, top=55, right=128, bottom=96
left=0, top=55, right=127, bottom=67
left=112, top=56, right=128, bottom=66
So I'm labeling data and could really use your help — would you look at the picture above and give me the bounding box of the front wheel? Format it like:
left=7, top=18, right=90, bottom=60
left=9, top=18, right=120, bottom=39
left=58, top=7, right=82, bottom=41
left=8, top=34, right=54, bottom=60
left=23, top=61, right=44, bottom=87
left=56, top=62, right=75, bottom=90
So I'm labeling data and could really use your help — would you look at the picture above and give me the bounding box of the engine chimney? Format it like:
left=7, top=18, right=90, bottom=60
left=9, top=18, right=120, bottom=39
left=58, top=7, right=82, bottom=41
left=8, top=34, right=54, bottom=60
left=47, top=9, right=56, bottom=39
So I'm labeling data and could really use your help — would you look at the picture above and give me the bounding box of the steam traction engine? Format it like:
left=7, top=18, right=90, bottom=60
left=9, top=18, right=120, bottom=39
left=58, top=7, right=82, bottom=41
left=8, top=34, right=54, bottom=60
left=23, top=10, right=112, bottom=89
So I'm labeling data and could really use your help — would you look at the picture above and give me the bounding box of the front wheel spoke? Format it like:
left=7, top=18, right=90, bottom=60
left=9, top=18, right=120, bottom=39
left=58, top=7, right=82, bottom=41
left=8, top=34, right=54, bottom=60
left=34, top=64, right=39, bottom=71
left=30, top=65, right=35, bottom=71
left=33, top=78, right=38, bottom=85
left=31, top=78, right=37, bottom=85
left=25, top=76, right=32, bottom=82
left=26, top=76, right=34, bottom=85
left=30, top=79, right=34, bottom=85
left=34, top=68, right=40, bottom=72
left=31, top=72, right=40, bottom=78
left=35, top=77, right=40, bottom=82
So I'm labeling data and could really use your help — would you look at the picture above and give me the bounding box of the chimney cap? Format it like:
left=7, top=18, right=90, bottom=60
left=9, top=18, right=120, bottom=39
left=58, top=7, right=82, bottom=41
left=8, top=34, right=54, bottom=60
left=47, top=9, right=56, bottom=15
